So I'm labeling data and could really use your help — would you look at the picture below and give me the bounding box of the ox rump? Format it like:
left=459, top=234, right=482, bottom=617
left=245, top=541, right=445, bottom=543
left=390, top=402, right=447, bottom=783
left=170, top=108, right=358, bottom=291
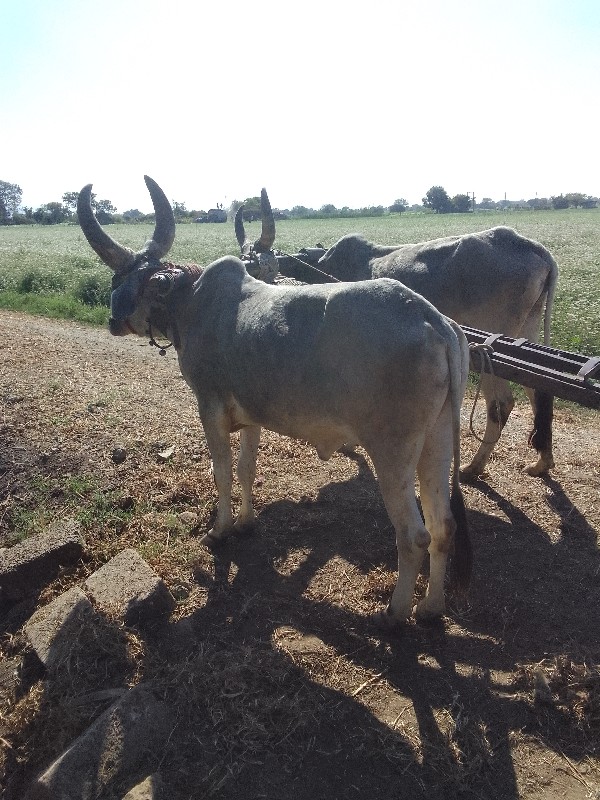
left=77, top=176, right=472, bottom=626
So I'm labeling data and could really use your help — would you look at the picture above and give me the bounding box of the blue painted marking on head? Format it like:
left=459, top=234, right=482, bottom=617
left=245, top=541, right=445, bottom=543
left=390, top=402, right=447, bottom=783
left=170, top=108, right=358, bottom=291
left=110, top=282, right=137, bottom=321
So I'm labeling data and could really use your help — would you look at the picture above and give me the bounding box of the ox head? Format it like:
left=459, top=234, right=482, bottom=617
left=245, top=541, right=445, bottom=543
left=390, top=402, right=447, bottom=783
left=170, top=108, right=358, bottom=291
left=78, top=176, right=181, bottom=338
left=317, top=234, right=375, bottom=282
left=234, top=189, right=278, bottom=283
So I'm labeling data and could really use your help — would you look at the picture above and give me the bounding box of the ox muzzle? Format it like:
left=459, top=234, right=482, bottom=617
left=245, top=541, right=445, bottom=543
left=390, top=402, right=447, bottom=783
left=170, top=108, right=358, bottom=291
left=108, top=264, right=158, bottom=336
left=109, top=278, right=139, bottom=336
left=108, top=264, right=191, bottom=336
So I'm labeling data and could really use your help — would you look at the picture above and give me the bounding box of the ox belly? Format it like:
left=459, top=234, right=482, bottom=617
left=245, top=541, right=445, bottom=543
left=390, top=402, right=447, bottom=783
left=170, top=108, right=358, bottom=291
left=227, top=396, right=356, bottom=461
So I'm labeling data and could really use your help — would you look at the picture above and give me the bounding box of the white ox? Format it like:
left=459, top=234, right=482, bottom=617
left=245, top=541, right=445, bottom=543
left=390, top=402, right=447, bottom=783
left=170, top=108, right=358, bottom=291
left=311, top=228, right=559, bottom=480
left=78, top=176, right=472, bottom=625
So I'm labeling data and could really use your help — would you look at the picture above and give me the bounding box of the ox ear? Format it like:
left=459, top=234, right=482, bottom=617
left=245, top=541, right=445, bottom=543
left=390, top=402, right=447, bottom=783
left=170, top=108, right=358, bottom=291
left=147, top=271, right=175, bottom=297
left=77, top=176, right=176, bottom=272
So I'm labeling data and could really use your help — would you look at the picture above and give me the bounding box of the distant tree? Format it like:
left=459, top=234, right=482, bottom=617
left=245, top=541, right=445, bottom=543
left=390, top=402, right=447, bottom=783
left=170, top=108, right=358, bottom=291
left=389, top=198, right=408, bottom=213
left=451, top=193, right=472, bottom=213
left=0, top=180, right=23, bottom=222
left=423, top=186, right=452, bottom=213
left=289, top=206, right=311, bottom=218
left=94, top=198, right=116, bottom=215
left=95, top=209, right=114, bottom=224
left=64, top=190, right=116, bottom=219
left=359, top=206, right=385, bottom=217
left=62, top=191, right=80, bottom=211
left=172, top=201, right=188, bottom=220
left=33, top=202, right=70, bottom=224
left=320, top=204, right=337, bottom=216
left=551, top=194, right=569, bottom=210
left=239, top=196, right=262, bottom=221
left=478, top=197, right=497, bottom=210
left=123, top=209, right=143, bottom=220
left=564, top=192, right=587, bottom=208
left=527, top=197, right=550, bottom=210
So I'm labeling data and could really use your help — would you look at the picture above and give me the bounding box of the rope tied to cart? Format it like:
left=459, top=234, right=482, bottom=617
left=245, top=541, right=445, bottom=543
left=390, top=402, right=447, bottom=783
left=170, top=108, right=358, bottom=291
left=468, top=342, right=503, bottom=444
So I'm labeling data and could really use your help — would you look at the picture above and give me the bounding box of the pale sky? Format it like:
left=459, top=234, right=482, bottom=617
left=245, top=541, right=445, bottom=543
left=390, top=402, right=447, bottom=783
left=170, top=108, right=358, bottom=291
left=2, top=0, right=599, bottom=213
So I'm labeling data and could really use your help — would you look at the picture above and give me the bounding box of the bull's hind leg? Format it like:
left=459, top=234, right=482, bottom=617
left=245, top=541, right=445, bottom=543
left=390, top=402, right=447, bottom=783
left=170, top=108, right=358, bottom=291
left=368, top=446, right=430, bottom=625
left=415, top=419, right=456, bottom=619
left=461, top=374, right=514, bottom=481
left=524, top=388, right=554, bottom=476
left=235, top=425, right=261, bottom=530
left=520, top=304, right=555, bottom=476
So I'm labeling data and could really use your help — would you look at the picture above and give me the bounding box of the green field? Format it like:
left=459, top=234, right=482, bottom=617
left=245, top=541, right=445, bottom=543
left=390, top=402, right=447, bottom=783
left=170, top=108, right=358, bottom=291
left=0, top=208, right=599, bottom=354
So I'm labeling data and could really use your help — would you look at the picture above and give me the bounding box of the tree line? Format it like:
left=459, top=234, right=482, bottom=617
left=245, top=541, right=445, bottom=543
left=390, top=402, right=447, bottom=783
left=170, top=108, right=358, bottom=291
left=0, top=179, right=597, bottom=226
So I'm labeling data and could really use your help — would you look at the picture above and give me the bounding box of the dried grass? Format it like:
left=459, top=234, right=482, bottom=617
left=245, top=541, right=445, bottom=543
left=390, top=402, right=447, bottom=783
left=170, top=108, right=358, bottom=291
left=1, top=310, right=599, bottom=799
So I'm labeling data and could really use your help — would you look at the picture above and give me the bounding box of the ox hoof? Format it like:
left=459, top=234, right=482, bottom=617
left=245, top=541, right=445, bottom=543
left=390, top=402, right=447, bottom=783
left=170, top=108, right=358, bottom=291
left=524, top=460, right=554, bottom=477
left=414, top=599, right=445, bottom=622
left=459, top=465, right=486, bottom=483
left=233, top=519, right=256, bottom=537
left=199, top=531, right=228, bottom=549
left=369, top=608, right=406, bottom=633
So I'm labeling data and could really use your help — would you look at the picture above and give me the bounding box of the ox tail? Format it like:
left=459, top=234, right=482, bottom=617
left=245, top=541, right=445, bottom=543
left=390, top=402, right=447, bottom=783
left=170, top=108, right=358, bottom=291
left=537, top=245, right=559, bottom=346
left=531, top=245, right=558, bottom=460
left=446, top=320, right=473, bottom=594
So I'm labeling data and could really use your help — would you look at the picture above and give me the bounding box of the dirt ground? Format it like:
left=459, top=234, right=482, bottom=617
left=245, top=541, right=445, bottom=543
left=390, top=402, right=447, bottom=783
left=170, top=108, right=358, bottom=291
left=0, top=309, right=599, bottom=800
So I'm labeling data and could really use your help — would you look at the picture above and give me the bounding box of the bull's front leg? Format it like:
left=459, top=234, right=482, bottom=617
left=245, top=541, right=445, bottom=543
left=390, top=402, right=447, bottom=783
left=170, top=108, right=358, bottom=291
left=200, top=414, right=234, bottom=546
left=235, top=425, right=261, bottom=531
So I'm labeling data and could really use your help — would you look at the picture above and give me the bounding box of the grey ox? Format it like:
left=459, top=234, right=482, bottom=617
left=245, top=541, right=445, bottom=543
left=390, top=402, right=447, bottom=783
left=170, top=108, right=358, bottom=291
left=304, top=228, right=559, bottom=480
left=77, top=176, right=472, bottom=625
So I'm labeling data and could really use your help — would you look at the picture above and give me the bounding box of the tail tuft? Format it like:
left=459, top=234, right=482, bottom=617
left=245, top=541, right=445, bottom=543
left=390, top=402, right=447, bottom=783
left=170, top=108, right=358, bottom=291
left=449, top=483, right=472, bottom=594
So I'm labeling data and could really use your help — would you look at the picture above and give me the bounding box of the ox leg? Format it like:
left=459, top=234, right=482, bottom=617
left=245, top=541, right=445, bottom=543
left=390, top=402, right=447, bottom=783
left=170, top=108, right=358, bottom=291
left=370, top=459, right=430, bottom=626
left=523, top=388, right=555, bottom=476
left=461, top=375, right=514, bottom=481
left=415, top=425, right=455, bottom=620
left=235, top=425, right=261, bottom=530
left=200, top=418, right=234, bottom=546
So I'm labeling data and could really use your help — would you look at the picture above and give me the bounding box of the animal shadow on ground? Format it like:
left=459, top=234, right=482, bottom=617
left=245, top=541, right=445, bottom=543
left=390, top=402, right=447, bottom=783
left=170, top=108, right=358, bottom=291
left=169, top=453, right=599, bottom=799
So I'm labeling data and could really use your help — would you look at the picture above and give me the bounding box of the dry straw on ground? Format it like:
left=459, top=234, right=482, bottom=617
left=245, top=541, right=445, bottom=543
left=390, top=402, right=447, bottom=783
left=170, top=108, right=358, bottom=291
left=1, top=310, right=599, bottom=799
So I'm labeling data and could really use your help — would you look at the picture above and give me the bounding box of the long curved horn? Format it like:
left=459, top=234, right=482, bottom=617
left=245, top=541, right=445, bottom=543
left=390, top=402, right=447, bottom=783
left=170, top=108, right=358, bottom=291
left=77, top=176, right=176, bottom=272
left=235, top=204, right=251, bottom=256
left=77, top=184, right=136, bottom=272
left=140, top=175, right=176, bottom=260
left=254, top=188, right=275, bottom=253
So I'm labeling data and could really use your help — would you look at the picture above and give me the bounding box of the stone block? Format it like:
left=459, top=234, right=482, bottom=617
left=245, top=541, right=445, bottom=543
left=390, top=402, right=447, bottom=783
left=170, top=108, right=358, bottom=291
left=24, top=586, right=95, bottom=670
left=0, top=519, right=84, bottom=602
left=84, top=549, right=174, bottom=627
left=26, top=686, right=173, bottom=800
